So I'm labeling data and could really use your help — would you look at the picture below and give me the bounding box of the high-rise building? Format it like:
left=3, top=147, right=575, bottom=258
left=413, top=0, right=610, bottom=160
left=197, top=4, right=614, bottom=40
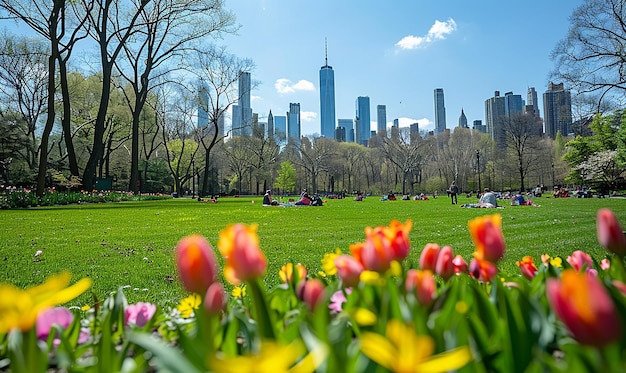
left=504, top=91, right=523, bottom=117
left=377, top=105, right=387, bottom=134
left=337, top=119, right=354, bottom=142
left=197, top=82, right=209, bottom=128
left=287, top=103, right=301, bottom=145
left=434, top=88, right=447, bottom=134
left=266, top=110, right=274, bottom=139
left=458, top=108, right=468, bottom=128
left=527, top=87, right=540, bottom=117
left=274, top=115, right=287, bottom=145
left=355, top=96, right=371, bottom=146
left=485, top=91, right=506, bottom=146
left=231, top=71, right=253, bottom=136
left=543, top=82, right=572, bottom=139
left=319, top=41, right=336, bottom=139
left=473, top=120, right=486, bottom=134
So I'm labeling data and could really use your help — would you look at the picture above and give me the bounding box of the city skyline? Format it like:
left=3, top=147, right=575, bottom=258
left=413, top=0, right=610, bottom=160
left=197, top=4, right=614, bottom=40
left=221, top=1, right=584, bottom=137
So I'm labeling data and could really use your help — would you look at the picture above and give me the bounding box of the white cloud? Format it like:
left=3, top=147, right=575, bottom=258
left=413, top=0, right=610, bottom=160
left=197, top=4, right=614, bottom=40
left=274, top=78, right=315, bottom=94
left=251, top=95, right=262, bottom=102
left=301, top=111, right=317, bottom=122
left=396, top=18, right=457, bottom=50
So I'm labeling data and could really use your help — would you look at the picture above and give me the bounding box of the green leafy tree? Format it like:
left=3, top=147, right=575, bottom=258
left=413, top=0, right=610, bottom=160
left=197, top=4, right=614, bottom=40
left=274, top=161, right=296, bottom=196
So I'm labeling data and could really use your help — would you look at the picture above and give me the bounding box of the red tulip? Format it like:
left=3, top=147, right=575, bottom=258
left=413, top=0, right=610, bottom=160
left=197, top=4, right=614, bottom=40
left=297, top=279, right=326, bottom=311
left=419, top=243, right=440, bottom=271
left=516, top=256, right=538, bottom=280
left=204, top=282, right=225, bottom=315
left=218, top=224, right=267, bottom=285
left=468, top=214, right=505, bottom=262
left=469, top=257, right=498, bottom=282
left=406, top=269, right=436, bottom=307
left=334, top=255, right=364, bottom=288
left=435, top=246, right=455, bottom=280
left=547, top=269, right=621, bottom=346
left=597, top=209, right=626, bottom=256
left=176, top=234, right=218, bottom=295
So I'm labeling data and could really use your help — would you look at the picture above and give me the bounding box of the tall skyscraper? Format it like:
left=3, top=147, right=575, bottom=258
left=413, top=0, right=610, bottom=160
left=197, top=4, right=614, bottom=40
left=287, top=103, right=301, bottom=145
left=543, top=82, right=572, bottom=139
left=337, top=119, right=354, bottom=142
left=484, top=91, right=506, bottom=146
left=355, top=96, right=371, bottom=146
left=231, top=71, right=253, bottom=136
left=527, top=87, right=540, bottom=117
left=377, top=105, right=387, bottom=134
left=504, top=91, right=523, bottom=117
left=266, top=110, right=274, bottom=139
left=458, top=108, right=468, bottom=128
left=319, top=41, right=336, bottom=139
left=274, top=115, right=287, bottom=145
left=434, top=88, right=447, bottom=134
left=473, top=120, right=486, bottom=134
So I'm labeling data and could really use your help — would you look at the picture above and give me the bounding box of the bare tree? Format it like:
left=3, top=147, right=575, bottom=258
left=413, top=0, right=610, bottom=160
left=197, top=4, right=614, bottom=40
left=378, top=128, right=427, bottom=195
left=291, top=136, right=337, bottom=194
left=551, top=0, right=626, bottom=111
left=502, top=113, right=544, bottom=192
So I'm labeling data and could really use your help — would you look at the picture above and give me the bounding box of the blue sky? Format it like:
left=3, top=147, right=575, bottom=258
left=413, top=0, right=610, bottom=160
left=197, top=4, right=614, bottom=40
left=222, top=0, right=584, bottom=136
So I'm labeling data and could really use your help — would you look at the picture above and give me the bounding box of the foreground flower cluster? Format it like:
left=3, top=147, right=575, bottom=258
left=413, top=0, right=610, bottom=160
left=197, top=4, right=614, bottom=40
left=1, top=209, right=626, bottom=372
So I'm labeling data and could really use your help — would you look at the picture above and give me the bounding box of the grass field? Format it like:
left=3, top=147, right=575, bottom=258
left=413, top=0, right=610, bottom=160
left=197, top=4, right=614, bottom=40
left=1, top=194, right=624, bottom=308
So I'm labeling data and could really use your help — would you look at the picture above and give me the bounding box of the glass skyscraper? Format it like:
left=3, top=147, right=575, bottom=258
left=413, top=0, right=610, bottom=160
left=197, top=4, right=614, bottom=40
left=337, top=119, right=354, bottom=142
left=434, top=88, right=447, bottom=134
left=484, top=91, right=506, bottom=147
left=543, top=82, right=572, bottom=139
left=232, top=71, right=253, bottom=136
left=319, top=44, right=336, bottom=139
left=377, top=105, right=387, bottom=134
left=355, top=96, right=370, bottom=146
left=287, top=103, right=301, bottom=145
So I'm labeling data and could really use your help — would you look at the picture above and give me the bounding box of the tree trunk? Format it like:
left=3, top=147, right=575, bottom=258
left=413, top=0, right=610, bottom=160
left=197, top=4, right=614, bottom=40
left=58, top=58, right=79, bottom=177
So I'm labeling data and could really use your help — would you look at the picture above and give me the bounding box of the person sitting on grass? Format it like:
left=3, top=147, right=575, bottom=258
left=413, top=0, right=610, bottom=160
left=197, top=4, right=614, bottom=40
left=295, top=192, right=312, bottom=206
left=461, top=188, right=498, bottom=208
left=262, top=190, right=279, bottom=206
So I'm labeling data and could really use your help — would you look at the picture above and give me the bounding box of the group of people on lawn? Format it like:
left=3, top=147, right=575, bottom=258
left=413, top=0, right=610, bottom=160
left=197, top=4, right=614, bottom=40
left=263, top=189, right=323, bottom=207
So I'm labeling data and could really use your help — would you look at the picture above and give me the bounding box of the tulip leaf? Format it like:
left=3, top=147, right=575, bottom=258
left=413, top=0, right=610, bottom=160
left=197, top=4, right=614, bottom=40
left=126, top=331, right=201, bottom=373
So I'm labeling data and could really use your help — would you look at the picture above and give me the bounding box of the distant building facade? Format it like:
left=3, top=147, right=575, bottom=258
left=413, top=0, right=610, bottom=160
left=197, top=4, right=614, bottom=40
left=484, top=91, right=506, bottom=146
left=377, top=105, right=387, bottom=134
left=355, top=96, right=371, bottom=146
left=231, top=71, right=253, bottom=136
left=543, top=82, right=572, bottom=139
left=458, top=108, right=468, bottom=128
left=337, top=118, right=354, bottom=142
left=287, top=103, right=301, bottom=145
left=319, top=47, right=336, bottom=139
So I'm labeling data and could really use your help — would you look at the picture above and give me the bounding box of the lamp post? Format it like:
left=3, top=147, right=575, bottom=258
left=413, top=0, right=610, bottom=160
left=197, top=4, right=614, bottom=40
left=476, top=150, right=481, bottom=192
left=551, top=162, right=555, bottom=187
left=191, top=160, right=195, bottom=198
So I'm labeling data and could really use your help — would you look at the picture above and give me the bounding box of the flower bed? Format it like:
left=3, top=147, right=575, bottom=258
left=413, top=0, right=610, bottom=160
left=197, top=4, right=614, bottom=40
left=1, top=209, right=625, bottom=372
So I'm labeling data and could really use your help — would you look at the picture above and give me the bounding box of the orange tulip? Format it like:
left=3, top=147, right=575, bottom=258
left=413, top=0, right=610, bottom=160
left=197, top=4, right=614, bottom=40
left=597, top=208, right=626, bottom=256
left=419, top=243, right=440, bottom=271
left=350, top=220, right=412, bottom=272
left=334, top=255, right=364, bottom=288
left=279, top=263, right=307, bottom=285
left=175, top=234, right=218, bottom=295
left=547, top=269, right=621, bottom=346
left=516, top=256, right=538, bottom=280
left=468, top=214, right=505, bottom=262
left=218, top=224, right=267, bottom=285
left=469, top=257, right=498, bottom=282
left=406, top=269, right=436, bottom=307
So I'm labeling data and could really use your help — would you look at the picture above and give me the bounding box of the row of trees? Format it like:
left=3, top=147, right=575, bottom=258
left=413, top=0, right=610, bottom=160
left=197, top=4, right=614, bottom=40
left=1, top=0, right=625, bottom=197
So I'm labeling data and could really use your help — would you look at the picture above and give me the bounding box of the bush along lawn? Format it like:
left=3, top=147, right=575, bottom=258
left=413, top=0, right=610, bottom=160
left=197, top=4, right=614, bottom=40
left=1, top=208, right=626, bottom=372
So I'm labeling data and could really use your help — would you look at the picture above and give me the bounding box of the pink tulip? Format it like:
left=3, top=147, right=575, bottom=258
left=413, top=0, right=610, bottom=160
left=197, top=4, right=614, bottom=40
left=469, top=257, right=498, bottom=282
left=435, top=246, right=455, bottom=280
left=419, top=243, right=440, bottom=271
left=452, top=255, right=468, bottom=274
left=547, top=269, right=621, bottom=346
left=566, top=250, right=593, bottom=272
left=204, top=282, right=226, bottom=315
left=516, top=256, right=538, bottom=280
left=175, top=234, right=218, bottom=295
left=597, top=209, right=626, bottom=256
left=125, top=302, right=156, bottom=327
left=334, top=255, right=364, bottom=288
left=36, top=307, right=73, bottom=340
left=601, top=258, right=611, bottom=270
left=406, top=269, right=436, bottom=307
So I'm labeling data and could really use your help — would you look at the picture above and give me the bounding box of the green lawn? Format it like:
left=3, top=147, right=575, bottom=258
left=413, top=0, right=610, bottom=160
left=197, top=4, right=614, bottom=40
left=1, top=194, right=624, bottom=308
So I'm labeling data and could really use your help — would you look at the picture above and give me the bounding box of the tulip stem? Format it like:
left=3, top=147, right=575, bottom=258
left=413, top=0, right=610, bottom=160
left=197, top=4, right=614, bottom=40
left=247, top=280, right=277, bottom=340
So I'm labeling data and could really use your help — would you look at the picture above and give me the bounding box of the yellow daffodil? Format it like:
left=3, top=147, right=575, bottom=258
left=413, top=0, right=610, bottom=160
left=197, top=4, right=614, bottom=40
left=211, top=340, right=327, bottom=373
left=550, top=257, right=563, bottom=268
left=360, top=319, right=471, bottom=373
left=353, top=308, right=377, bottom=326
left=0, top=271, right=91, bottom=334
left=321, top=248, right=342, bottom=276
left=176, top=293, right=201, bottom=318
left=231, top=285, right=247, bottom=299
left=360, top=270, right=385, bottom=286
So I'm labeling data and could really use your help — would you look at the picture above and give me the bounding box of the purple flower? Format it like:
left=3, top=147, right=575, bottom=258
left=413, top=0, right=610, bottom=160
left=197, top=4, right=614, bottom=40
left=125, top=302, right=157, bottom=327
left=36, top=307, right=73, bottom=341
left=329, top=288, right=352, bottom=313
